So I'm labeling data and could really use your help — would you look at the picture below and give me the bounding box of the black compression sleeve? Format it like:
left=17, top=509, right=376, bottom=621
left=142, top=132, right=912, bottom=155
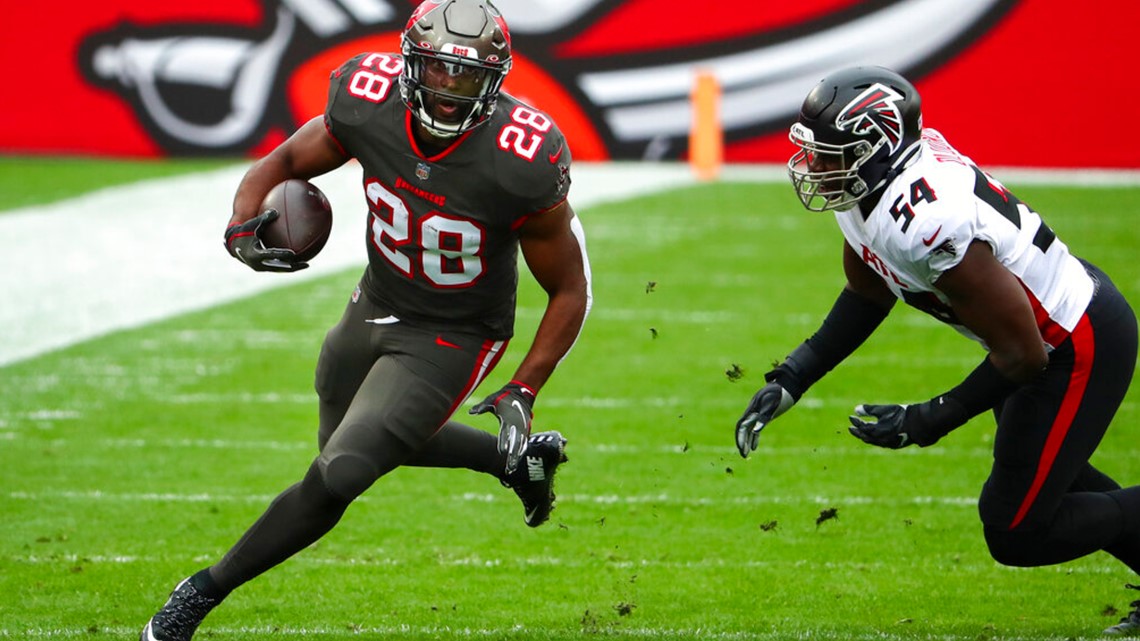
left=906, top=357, right=1022, bottom=446
left=766, top=288, right=890, bottom=398
left=945, top=356, right=1021, bottom=417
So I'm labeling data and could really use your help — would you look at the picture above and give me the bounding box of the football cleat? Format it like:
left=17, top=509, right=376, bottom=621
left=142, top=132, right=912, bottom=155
left=502, top=431, right=567, bottom=527
left=1105, top=584, right=1140, bottom=636
left=140, top=577, right=221, bottom=641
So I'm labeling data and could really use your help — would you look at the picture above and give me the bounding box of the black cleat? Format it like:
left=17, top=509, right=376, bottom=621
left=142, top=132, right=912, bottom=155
left=140, top=577, right=221, bottom=641
left=1105, top=584, right=1140, bottom=636
left=502, top=431, right=568, bottom=527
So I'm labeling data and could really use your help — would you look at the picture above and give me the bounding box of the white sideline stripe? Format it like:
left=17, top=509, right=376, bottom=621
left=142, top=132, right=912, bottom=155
left=3, top=435, right=1002, bottom=459
left=3, top=164, right=1137, bottom=369
left=6, top=488, right=979, bottom=506
left=0, top=162, right=697, bottom=368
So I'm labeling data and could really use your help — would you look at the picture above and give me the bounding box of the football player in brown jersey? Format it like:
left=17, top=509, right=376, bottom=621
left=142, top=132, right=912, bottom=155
left=141, top=1, right=591, bottom=639
left=734, top=66, right=1140, bottom=634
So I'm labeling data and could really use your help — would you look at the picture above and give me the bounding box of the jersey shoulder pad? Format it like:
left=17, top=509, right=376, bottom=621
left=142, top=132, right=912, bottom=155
left=326, top=52, right=405, bottom=128
left=884, top=161, right=976, bottom=277
left=489, top=94, right=572, bottom=210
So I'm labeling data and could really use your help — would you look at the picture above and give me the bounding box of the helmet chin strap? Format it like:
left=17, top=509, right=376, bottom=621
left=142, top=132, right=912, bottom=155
left=414, top=89, right=492, bottom=140
left=418, top=114, right=462, bottom=140
left=852, top=141, right=922, bottom=214
left=414, top=97, right=475, bottom=140
left=890, top=141, right=923, bottom=180
left=867, top=141, right=923, bottom=198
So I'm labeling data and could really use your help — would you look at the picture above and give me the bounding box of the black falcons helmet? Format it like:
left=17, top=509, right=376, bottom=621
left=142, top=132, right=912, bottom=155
left=400, top=0, right=512, bottom=139
left=787, top=66, right=923, bottom=211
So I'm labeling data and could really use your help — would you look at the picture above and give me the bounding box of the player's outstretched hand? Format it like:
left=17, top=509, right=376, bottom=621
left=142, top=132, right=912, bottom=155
left=848, top=404, right=914, bottom=449
left=224, top=211, right=308, bottom=272
left=735, top=382, right=796, bottom=458
left=470, top=381, right=536, bottom=474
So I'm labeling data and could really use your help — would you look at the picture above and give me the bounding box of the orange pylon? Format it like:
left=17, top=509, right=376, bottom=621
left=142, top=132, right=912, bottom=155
left=690, top=69, right=723, bottom=181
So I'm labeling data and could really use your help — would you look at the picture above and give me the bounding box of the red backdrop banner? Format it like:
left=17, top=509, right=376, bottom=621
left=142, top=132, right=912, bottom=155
left=2, top=0, right=1136, bottom=167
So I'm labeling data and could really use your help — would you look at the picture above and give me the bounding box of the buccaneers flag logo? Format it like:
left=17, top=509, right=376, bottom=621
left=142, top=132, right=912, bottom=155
left=72, top=0, right=1015, bottom=160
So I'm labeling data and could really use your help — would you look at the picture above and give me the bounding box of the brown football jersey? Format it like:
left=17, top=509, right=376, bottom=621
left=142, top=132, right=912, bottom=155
left=325, top=52, right=572, bottom=339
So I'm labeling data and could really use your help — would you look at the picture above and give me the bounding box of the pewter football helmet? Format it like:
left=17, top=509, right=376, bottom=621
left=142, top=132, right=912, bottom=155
left=400, top=0, right=512, bottom=138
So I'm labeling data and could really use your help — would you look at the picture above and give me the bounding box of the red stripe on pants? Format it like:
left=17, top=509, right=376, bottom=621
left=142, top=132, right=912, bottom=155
left=1009, top=314, right=1095, bottom=529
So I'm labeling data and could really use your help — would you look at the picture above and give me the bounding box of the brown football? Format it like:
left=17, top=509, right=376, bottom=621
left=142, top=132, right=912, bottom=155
left=259, top=179, right=333, bottom=262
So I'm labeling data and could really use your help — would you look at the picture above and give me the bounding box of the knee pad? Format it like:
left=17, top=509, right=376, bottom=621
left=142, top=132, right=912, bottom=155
left=319, top=453, right=378, bottom=502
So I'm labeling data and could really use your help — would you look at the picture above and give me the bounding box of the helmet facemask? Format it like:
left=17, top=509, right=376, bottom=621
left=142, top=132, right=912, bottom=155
left=787, top=122, right=881, bottom=212
left=399, top=0, right=512, bottom=139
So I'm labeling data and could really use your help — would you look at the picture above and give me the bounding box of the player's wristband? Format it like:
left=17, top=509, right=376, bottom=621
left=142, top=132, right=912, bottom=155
left=507, top=380, right=537, bottom=403
left=765, top=342, right=822, bottom=401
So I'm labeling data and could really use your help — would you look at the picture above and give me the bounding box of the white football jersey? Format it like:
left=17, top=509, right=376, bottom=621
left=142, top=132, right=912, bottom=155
left=834, top=128, right=1095, bottom=350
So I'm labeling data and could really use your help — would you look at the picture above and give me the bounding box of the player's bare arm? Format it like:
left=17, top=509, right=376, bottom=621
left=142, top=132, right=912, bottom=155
left=512, top=200, right=590, bottom=393
left=933, top=240, right=1048, bottom=383
left=841, top=241, right=897, bottom=311
left=230, top=116, right=349, bottom=225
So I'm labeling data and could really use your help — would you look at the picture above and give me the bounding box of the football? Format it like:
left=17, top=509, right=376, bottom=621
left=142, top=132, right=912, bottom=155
left=259, top=179, right=333, bottom=262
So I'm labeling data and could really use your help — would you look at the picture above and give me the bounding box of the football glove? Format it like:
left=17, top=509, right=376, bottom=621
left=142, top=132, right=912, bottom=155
left=224, top=210, right=308, bottom=272
left=470, top=381, right=536, bottom=475
left=848, top=404, right=914, bottom=449
left=848, top=396, right=966, bottom=449
left=735, top=382, right=796, bottom=458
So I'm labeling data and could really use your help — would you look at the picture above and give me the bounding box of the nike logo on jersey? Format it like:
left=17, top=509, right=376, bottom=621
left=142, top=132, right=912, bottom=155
left=435, top=336, right=461, bottom=349
left=922, top=225, right=943, bottom=246
left=365, top=316, right=400, bottom=325
left=548, top=145, right=564, bottom=164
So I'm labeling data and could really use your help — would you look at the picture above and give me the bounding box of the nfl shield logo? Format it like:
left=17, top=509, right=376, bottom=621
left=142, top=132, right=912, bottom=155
left=416, top=162, right=431, bottom=180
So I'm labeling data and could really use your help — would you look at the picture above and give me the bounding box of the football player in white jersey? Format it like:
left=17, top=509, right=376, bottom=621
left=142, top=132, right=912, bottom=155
left=734, top=66, right=1140, bottom=634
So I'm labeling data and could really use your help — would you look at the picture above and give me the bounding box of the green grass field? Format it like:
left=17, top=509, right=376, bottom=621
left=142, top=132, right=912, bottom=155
left=0, top=157, right=237, bottom=210
left=3, top=161, right=1140, bottom=640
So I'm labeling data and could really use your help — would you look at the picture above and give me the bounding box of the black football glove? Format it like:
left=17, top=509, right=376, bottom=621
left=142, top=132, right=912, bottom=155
left=848, top=404, right=914, bottom=449
left=470, top=381, right=536, bottom=475
left=735, top=382, right=796, bottom=458
left=847, top=398, right=964, bottom=449
left=224, top=210, right=308, bottom=272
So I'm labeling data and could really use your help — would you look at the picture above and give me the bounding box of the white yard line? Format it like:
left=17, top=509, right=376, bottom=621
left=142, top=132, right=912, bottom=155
left=10, top=553, right=1118, bottom=575
left=2, top=162, right=1136, bottom=368
left=7, top=487, right=980, bottom=506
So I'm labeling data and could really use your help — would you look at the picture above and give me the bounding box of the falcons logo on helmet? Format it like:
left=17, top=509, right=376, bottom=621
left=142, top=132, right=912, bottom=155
left=835, top=83, right=905, bottom=153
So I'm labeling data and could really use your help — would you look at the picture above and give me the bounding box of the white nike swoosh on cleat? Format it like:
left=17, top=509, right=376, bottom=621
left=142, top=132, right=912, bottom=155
left=364, top=316, right=400, bottom=324
left=142, top=621, right=159, bottom=641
